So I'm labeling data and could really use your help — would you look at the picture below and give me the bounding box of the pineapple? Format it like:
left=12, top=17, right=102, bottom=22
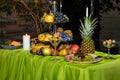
left=79, top=14, right=98, bottom=54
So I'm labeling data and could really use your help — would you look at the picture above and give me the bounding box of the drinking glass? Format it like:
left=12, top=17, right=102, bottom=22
left=49, top=36, right=61, bottom=61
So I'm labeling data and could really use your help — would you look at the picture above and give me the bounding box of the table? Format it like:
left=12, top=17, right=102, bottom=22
left=0, top=49, right=120, bottom=80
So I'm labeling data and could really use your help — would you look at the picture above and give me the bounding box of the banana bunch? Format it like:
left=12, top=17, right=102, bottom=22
left=38, top=33, right=52, bottom=42
left=41, top=12, right=54, bottom=23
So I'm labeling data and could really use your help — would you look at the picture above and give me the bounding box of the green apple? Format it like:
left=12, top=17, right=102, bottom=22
left=42, top=47, right=51, bottom=56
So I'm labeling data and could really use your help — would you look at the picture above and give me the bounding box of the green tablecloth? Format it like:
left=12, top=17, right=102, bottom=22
left=0, top=49, right=120, bottom=80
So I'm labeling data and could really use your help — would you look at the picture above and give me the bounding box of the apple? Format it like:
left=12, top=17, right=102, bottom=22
left=42, top=47, right=51, bottom=56
left=70, top=44, right=80, bottom=54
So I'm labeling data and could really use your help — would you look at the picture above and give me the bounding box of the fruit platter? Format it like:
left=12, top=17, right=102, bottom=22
left=1, top=40, right=22, bottom=50
left=64, top=53, right=102, bottom=63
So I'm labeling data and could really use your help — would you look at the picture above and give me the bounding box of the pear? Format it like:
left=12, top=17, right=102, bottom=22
left=59, top=48, right=68, bottom=56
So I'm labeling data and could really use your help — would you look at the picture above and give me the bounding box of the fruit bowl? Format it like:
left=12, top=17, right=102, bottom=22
left=64, top=54, right=102, bottom=64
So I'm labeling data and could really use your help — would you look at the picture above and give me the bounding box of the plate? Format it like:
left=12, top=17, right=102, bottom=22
left=64, top=54, right=102, bottom=63
left=1, top=45, right=22, bottom=50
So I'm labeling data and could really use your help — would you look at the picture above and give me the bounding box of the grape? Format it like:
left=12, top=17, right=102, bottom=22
left=85, top=55, right=93, bottom=61
left=54, top=12, right=69, bottom=23
left=36, top=49, right=42, bottom=55
left=74, top=56, right=80, bottom=61
left=59, top=32, right=72, bottom=42
left=79, top=53, right=85, bottom=58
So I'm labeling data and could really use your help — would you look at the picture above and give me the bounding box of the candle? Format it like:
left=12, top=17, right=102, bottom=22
left=23, top=34, right=30, bottom=50
left=60, top=0, right=62, bottom=12
left=52, top=1, right=57, bottom=13
left=86, top=7, right=88, bottom=17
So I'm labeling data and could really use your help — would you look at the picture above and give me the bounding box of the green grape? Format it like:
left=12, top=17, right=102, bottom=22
left=85, top=55, right=93, bottom=61
left=74, top=56, right=80, bottom=61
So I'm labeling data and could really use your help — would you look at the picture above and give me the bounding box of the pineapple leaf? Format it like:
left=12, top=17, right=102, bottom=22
left=79, top=13, right=98, bottom=39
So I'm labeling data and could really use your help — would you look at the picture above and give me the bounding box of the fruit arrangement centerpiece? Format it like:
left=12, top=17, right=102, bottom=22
left=30, top=12, right=102, bottom=63
left=31, top=1, right=74, bottom=57
left=31, top=27, right=74, bottom=56
left=31, top=1, right=102, bottom=63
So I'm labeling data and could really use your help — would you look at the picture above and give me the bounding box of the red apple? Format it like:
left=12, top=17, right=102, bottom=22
left=42, top=47, right=51, bottom=56
left=70, top=44, right=80, bottom=53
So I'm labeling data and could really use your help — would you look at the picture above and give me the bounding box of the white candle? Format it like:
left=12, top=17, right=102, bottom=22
left=60, top=0, right=62, bottom=12
left=23, top=34, right=30, bottom=50
left=86, top=7, right=88, bottom=17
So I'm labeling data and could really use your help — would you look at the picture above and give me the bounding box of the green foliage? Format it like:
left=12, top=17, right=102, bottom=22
left=79, top=13, right=98, bottom=39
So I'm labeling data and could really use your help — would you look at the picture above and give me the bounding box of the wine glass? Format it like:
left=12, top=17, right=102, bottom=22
left=103, top=39, right=116, bottom=58
left=49, top=36, right=61, bottom=61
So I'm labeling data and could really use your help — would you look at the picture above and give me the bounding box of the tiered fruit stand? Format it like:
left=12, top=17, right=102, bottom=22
left=31, top=1, right=74, bottom=56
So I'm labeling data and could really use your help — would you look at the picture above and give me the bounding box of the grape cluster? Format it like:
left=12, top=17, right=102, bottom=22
left=36, top=48, right=43, bottom=55
left=59, top=32, right=72, bottom=42
left=54, top=12, right=69, bottom=23
left=84, top=55, right=93, bottom=61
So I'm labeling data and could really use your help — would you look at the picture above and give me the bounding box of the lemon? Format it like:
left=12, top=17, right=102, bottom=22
left=44, top=15, right=54, bottom=23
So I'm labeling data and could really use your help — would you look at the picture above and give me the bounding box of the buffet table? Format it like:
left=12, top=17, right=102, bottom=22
left=0, top=49, right=120, bottom=80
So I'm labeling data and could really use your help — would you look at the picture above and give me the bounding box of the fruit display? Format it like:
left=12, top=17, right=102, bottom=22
left=1, top=40, right=22, bottom=49
left=31, top=41, right=81, bottom=56
left=38, top=27, right=73, bottom=43
left=103, top=38, right=116, bottom=48
left=79, top=13, right=98, bottom=54
left=32, top=42, right=67, bottom=56
left=3, top=40, right=21, bottom=47
left=65, top=53, right=102, bottom=63
left=31, top=27, right=76, bottom=56
left=35, top=1, right=72, bottom=56
left=41, top=11, right=69, bottom=24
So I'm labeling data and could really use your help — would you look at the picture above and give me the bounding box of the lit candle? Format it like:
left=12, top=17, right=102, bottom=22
left=86, top=7, right=88, bottom=17
left=23, top=34, right=30, bottom=50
